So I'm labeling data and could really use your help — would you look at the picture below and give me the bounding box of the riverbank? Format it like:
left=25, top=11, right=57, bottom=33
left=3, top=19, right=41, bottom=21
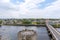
left=2, top=24, right=46, bottom=27
left=52, top=24, right=60, bottom=28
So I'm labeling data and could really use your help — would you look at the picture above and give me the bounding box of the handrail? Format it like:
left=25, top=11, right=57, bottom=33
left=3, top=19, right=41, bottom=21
left=46, top=22, right=60, bottom=40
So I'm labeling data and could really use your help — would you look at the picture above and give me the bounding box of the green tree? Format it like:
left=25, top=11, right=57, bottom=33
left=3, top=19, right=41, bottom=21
left=22, top=19, right=32, bottom=24
left=36, top=22, right=40, bottom=24
left=0, top=20, right=2, bottom=24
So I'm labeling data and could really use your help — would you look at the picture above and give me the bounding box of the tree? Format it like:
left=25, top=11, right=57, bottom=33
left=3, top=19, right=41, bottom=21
left=0, top=20, right=2, bottom=24
left=22, top=19, right=32, bottom=24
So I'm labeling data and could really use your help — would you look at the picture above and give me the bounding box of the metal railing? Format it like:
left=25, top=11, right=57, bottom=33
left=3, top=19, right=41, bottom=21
left=46, top=22, right=60, bottom=40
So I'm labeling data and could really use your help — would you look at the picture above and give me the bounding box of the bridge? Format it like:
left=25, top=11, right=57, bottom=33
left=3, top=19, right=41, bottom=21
left=46, top=20, right=60, bottom=40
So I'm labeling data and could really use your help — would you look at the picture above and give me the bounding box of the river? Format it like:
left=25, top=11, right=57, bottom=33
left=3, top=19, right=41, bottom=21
left=0, top=26, right=50, bottom=40
left=56, top=28, right=60, bottom=32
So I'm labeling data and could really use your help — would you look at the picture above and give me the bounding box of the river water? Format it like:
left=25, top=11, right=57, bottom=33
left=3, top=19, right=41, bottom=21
left=0, top=26, right=50, bottom=40
left=56, top=28, right=60, bottom=32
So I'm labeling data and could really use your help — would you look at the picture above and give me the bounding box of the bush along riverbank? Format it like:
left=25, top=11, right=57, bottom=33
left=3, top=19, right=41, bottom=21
left=52, top=24, right=60, bottom=28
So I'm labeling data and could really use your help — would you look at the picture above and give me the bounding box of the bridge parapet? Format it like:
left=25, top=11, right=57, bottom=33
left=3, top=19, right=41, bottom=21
left=46, top=21, right=60, bottom=40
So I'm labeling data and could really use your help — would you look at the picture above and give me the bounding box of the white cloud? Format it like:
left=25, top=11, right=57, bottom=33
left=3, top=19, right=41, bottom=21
left=0, top=0, right=60, bottom=19
left=0, top=0, right=10, bottom=3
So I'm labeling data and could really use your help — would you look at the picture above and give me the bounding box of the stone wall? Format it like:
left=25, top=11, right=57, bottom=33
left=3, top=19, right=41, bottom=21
left=18, top=29, right=37, bottom=40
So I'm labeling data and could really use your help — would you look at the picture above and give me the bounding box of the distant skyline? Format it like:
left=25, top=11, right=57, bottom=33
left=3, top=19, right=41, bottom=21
left=0, top=0, right=60, bottom=19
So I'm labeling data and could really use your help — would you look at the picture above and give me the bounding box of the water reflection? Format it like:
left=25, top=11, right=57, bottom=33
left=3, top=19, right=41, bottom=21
left=1, top=26, right=50, bottom=40
left=56, top=28, right=60, bottom=32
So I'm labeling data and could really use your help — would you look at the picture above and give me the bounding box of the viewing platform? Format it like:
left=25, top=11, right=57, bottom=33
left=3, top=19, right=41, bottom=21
left=18, top=29, right=37, bottom=40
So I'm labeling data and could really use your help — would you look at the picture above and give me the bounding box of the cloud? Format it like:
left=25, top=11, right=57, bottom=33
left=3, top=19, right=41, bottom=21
left=37, top=0, right=57, bottom=9
left=0, top=0, right=60, bottom=19
left=0, top=0, right=10, bottom=3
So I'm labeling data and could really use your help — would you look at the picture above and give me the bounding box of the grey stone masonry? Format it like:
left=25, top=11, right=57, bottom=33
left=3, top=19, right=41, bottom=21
left=18, top=29, right=37, bottom=40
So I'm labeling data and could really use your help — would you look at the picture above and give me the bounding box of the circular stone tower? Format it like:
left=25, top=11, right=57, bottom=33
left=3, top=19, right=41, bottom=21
left=18, top=29, right=37, bottom=40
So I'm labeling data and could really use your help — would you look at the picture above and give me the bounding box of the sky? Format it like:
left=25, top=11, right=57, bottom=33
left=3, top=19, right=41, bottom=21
left=0, top=0, right=60, bottom=19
